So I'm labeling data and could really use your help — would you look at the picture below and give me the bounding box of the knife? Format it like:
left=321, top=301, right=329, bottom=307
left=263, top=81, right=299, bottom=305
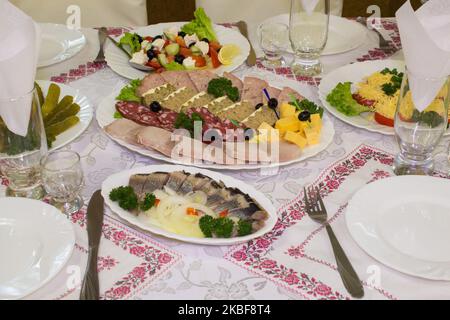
left=236, top=21, right=257, bottom=67
left=80, top=190, right=104, bottom=300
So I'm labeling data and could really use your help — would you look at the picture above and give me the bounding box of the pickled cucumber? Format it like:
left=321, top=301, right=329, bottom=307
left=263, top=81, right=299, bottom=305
left=45, top=116, right=80, bottom=137
left=41, top=84, right=61, bottom=119
left=45, top=97, right=76, bottom=124
left=34, top=82, right=45, bottom=107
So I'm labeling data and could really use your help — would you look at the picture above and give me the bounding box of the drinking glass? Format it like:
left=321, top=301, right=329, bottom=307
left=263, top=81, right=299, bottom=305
left=0, top=88, right=48, bottom=199
left=258, top=22, right=289, bottom=68
left=393, top=72, right=450, bottom=176
left=289, top=0, right=330, bottom=76
left=41, top=150, right=84, bottom=214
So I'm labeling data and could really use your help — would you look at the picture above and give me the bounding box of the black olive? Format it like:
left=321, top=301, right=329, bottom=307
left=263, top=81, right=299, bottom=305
left=150, top=101, right=162, bottom=112
left=136, top=34, right=143, bottom=43
left=146, top=50, right=155, bottom=60
left=188, top=42, right=196, bottom=48
left=244, top=129, right=255, bottom=141
left=178, top=31, right=187, bottom=37
left=255, top=103, right=263, bottom=110
left=298, top=110, right=311, bottom=122
left=201, top=38, right=210, bottom=43
left=174, top=54, right=185, bottom=64
left=153, top=35, right=163, bottom=40
left=268, top=98, right=279, bottom=110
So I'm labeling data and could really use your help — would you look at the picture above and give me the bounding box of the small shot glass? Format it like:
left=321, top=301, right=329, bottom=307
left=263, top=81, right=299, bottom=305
left=41, top=150, right=84, bottom=215
left=258, top=22, right=289, bottom=68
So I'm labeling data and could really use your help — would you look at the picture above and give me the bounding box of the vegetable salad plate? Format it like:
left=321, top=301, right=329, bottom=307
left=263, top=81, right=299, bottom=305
left=37, top=80, right=93, bottom=151
left=105, top=22, right=250, bottom=79
left=37, top=23, right=86, bottom=68
left=0, top=198, right=75, bottom=299
left=346, top=176, right=450, bottom=281
left=101, top=165, right=277, bottom=246
left=260, top=14, right=367, bottom=56
left=96, top=74, right=335, bottom=170
left=319, top=60, right=404, bottom=135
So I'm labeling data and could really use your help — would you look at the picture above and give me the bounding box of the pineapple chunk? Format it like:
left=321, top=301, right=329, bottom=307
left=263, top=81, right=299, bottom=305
left=280, top=103, right=297, bottom=118
left=310, top=114, right=322, bottom=129
left=284, top=131, right=307, bottom=149
left=304, top=127, right=320, bottom=145
left=275, top=116, right=300, bottom=134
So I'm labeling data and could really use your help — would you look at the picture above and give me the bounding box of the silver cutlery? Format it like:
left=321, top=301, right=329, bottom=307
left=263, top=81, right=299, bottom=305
left=304, top=186, right=364, bottom=299
left=80, top=190, right=104, bottom=300
left=94, top=27, right=108, bottom=63
left=128, top=61, right=154, bottom=72
left=236, top=21, right=257, bottom=67
left=356, top=17, right=392, bottom=53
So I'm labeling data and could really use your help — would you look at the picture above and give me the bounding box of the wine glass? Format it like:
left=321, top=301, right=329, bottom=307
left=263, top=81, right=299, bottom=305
left=41, top=150, right=84, bottom=214
left=258, top=22, right=289, bottom=68
left=394, top=71, right=449, bottom=176
left=289, top=0, right=330, bottom=76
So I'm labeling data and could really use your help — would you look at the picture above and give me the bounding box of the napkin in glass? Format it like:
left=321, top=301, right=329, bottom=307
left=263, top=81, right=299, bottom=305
left=0, top=0, right=40, bottom=136
left=396, top=0, right=450, bottom=112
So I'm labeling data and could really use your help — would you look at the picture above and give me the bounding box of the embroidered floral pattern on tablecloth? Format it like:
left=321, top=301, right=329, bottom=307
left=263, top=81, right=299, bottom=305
left=225, top=145, right=400, bottom=300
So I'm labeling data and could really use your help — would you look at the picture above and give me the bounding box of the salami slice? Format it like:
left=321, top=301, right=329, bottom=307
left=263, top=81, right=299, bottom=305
left=116, top=101, right=162, bottom=127
left=157, top=110, right=179, bottom=131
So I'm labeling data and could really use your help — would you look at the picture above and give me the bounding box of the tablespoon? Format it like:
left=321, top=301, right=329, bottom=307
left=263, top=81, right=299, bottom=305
left=128, top=61, right=154, bottom=72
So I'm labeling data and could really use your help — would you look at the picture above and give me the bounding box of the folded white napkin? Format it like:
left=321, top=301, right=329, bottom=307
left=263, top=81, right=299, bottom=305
left=301, top=0, right=320, bottom=15
left=396, top=0, right=450, bottom=112
left=0, top=0, right=39, bottom=136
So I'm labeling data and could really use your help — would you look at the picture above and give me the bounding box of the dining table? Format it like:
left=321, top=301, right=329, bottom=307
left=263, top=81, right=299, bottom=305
left=3, top=18, right=450, bottom=300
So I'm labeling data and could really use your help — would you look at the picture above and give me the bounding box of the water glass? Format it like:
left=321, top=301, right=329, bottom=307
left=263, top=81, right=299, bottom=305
left=41, top=150, right=84, bottom=214
left=289, top=0, right=330, bottom=76
left=258, top=22, right=289, bottom=68
left=394, top=72, right=449, bottom=176
left=0, top=88, right=48, bottom=199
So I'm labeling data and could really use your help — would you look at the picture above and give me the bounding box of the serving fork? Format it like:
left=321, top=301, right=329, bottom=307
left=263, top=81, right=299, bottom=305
left=94, top=27, right=108, bottom=63
left=304, top=186, right=364, bottom=299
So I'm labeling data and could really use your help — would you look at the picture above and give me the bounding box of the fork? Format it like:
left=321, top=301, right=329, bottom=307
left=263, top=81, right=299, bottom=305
left=304, top=187, right=364, bottom=299
left=356, top=17, right=392, bottom=53
left=94, top=27, right=108, bottom=63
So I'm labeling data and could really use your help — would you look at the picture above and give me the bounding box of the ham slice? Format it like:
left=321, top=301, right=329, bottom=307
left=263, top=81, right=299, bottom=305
left=223, top=72, right=243, bottom=95
left=277, top=86, right=305, bottom=104
left=161, top=71, right=198, bottom=92
left=136, top=73, right=166, bottom=97
left=188, top=70, right=217, bottom=92
left=242, top=77, right=268, bottom=107
left=104, top=119, right=144, bottom=146
left=266, top=86, right=281, bottom=100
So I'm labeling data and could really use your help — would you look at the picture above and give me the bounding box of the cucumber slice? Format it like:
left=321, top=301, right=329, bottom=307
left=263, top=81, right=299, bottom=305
left=157, top=53, right=169, bottom=66
left=165, top=43, right=180, bottom=56
left=190, top=45, right=202, bottom=56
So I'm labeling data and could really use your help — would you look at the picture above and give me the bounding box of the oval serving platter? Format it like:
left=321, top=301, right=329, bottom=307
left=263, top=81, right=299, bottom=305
left=101, top=165, right=278, bottom=246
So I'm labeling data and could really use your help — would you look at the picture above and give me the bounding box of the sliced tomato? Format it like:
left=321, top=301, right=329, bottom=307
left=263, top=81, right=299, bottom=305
left=167, top=55, right=175, bottom=63
left=163, top=40, right=171, bottom=48
left=179, top=47, right=192, bottom=58
left=175, top=36, right=187, bottom=48
left=144, top=36, right=153, bottom=42
left=209, top=47, right=221, bottom=68
left=155, top=199, right=160, bottom=206
left=219, top=210, right=229, bottom=218
left=209, top=40, right=222, bottom=52
left=147, top=59, right=161, bottom=69
left=191, top=55, right=207, bottom=68
left=374, top=112, right=395, bottom=127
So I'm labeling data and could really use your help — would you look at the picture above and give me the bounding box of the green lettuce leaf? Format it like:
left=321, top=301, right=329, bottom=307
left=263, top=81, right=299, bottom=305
left=181, top=7, right=217, bottom=41
left=164, top=61, right=186, bottom=71
left=119, top=32, right=141, bottom=54
left=326, top=82, right=370, bottom=116
left=116, top=79, right=142, bottom=103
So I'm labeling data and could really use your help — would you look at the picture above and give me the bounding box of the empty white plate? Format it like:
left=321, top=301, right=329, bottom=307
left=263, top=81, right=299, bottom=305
left=346, top=176, right=450, bottom=281
left=260, top=14, right=368, bottom=56
left=0, top=198, right=75, bottom=300
left=38, top=23, right=86, bottom=68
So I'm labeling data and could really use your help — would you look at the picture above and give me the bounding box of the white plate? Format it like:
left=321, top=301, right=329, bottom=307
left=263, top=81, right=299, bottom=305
left=318, top=60, right=405, bottom=136
left=105, top=22, right=250, bottom=80
left=0, top=198, right=75, bottom=299
left=37, top=80, right=93, bottom=151
left=38, top=23, right=86, bottom=68
left=261, top=14, right=367, bottom=56
left=101, top=165, right=277, bottom=246
left=96, top=77, right=335, bottom=170
left=346, top=176, right=450, bottom=281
